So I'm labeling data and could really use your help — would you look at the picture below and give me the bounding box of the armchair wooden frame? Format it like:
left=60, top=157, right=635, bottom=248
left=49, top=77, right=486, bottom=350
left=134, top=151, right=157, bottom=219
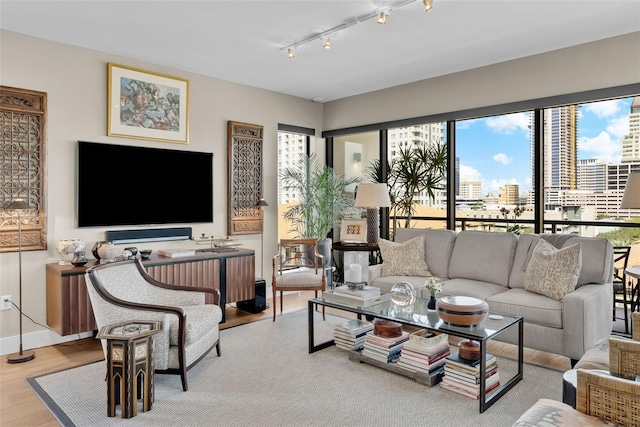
left=272, top=238, right=326, bottom=321
left=86, top=259, right=222, bottom=391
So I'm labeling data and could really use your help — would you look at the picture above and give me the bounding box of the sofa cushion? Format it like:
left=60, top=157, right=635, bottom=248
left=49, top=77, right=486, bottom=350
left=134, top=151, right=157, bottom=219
left=394, top=228, right=456, bottom=278
left=448, top=230, right=517, bottom=287
left=541, top=235, right=612, bottom=287
left=524, top=240, right=581, bottom=301
left=437, top=278, right=507, bottom=301
left=487, top=288, right=563, bottom=329
left=378, top=236, right=431, bottom=277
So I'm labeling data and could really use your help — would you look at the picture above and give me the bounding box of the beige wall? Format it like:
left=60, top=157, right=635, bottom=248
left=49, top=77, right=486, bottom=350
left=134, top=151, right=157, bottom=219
left=0, top=30, right=323, bottom=352
left=1, top=29, right=639, bottom=352
left=323, top=32, right=640, bottom=130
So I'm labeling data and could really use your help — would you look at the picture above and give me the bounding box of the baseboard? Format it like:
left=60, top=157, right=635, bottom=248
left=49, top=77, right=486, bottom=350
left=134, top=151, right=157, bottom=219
left=0, top=329, right=94, bottom=356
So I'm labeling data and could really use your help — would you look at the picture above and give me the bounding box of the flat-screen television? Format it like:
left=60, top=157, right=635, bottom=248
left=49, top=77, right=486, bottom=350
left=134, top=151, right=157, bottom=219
left=77, top=141, right=213, bottom=227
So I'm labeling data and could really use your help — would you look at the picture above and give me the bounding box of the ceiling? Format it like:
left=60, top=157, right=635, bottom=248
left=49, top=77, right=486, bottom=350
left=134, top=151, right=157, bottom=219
left=1, top=0, right=639, bottom=103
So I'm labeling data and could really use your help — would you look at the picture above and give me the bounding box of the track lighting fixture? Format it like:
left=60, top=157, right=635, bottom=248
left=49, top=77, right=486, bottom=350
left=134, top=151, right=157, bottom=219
left=281, top=0, right=433, bottom=58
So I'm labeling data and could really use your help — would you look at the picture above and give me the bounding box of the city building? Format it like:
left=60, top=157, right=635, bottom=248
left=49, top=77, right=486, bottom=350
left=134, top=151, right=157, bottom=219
left=621, top=96, right=640, bottom=162
left=498, top=184, right=520, bottom=205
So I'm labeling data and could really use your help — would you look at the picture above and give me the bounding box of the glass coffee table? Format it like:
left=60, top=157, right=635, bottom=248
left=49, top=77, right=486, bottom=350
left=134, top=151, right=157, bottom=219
left=308, top=296, right=523, bottom=413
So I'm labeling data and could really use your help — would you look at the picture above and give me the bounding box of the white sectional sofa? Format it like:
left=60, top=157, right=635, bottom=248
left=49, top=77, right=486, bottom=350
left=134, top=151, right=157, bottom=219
left=368, top=229, right=613, bottom=362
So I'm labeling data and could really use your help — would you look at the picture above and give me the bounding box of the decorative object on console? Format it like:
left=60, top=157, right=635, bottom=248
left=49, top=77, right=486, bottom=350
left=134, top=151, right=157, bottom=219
left=107, top=63, right=189, bottom=143
left=355, top=183, right=391, bottom=246
left=139, top=249, right=152, bottom=260
left=390, top=281, right=417, bottom=307
left=124, top=247, right=138, bottom=259
left=436, top=296, right=489, bottom=327
left=71, top=251, right=88, bottom=266
left=157, top=248, right=196, bottom=258
left=92, top=241, right=107, bottom=260
left=97, top=242, right=120, bottom=264
left=55, top=238, right=84, bottom=265
left=5, top=199, right=35, bottom=363
left=227, top=121, right=264, bottom=235
left=0, top=86, right=47, bottom=253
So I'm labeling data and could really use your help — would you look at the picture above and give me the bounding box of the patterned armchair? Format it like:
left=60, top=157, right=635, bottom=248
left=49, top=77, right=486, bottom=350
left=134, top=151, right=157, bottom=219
left=85, top=259, right=222, bottom=391
left=272, top=238, right=326, bottom=321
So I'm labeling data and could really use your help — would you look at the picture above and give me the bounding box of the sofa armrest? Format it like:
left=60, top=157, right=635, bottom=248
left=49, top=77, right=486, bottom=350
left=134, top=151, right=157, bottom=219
left=368, top=264, right=382, bottom=285
left=562, top=282, right=613, bottom=361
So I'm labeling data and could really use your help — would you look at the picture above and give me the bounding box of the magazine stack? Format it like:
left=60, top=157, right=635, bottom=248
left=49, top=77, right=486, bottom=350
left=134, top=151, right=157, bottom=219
left=322, top=285, right=390, bottom=308
left=361, top=329, right=409, bottom=363
left=397, top=330, right=450, bottom=378
left=333, top=319, right=374, bottom=351
left=440, top=351, right=500, bottom=399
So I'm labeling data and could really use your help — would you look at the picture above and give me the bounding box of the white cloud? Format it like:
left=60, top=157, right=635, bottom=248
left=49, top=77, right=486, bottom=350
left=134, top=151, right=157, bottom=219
left=579, top=131, right=621, bottom=163
left=484, top=112, right=529, bottom=134
left=492, top=153, right=513, bottom=165
left=456, top=119, right=478, bottom=130
left=583, top=100, right=623, bottom=119
left=459, top=164, right=481, bottom=182
left=606, top=116, right=629, bottom=139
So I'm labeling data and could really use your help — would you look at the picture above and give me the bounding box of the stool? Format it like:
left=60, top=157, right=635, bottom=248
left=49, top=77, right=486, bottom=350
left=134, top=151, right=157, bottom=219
left=97, top=320, right=161, bottom=418
left=562, top=368, right=578, bottom=409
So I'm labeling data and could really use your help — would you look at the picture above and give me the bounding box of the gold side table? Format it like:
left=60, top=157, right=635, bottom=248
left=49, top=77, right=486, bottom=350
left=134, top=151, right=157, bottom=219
left=97, top=320, right=162, bottom=418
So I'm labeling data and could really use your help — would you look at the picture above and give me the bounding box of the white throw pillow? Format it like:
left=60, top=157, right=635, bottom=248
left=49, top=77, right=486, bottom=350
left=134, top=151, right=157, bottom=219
left=524, top=239, right=582, bottom=301
left=378, top=236, right=431, bottom=277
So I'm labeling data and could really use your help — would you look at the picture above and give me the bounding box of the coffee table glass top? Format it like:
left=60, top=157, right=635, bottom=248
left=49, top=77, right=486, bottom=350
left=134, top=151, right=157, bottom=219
left=313, top=296, right=520, bottom=340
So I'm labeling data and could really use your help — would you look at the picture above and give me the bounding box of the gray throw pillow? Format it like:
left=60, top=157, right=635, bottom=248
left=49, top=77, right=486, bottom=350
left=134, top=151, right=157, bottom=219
left=524, top=239, right=581, bottom=301
left=378, top=235, right=431, bottom=277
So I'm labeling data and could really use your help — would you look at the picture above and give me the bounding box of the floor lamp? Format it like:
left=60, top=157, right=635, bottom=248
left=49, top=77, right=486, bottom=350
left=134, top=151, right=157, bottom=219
left=256, top=197, right=269, bottom=279
left=6, top=198, right=36, bottom=363
left=355, top=183, right=391, bottom=246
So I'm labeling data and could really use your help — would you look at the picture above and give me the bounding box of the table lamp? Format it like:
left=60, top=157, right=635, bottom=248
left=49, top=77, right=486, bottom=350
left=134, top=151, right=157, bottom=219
left=355, top=183, right=391, bottom=246
left=5, top=198, right=36, bottom=363
left=621, top=172, right=640, bottom=210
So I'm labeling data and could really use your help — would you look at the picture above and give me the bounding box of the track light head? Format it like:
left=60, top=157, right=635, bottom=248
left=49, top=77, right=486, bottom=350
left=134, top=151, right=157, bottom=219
left=322, top=36, right=331, bottom=49
left=423, top=0, right=433, bottom=12
left=377, top=11, right=387, bottom=24
left=287, top=47, right=295, bottom=58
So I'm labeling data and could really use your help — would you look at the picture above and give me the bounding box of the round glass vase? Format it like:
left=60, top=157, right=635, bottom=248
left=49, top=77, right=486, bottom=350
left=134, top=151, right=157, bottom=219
left=390, top=281, right=416, bottom=307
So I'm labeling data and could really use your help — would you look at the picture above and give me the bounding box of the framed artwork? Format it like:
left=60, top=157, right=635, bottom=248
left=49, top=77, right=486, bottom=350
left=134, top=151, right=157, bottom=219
left=107, top=63, right=189, bottom=143
left=340, top=219, right=367, bottom=243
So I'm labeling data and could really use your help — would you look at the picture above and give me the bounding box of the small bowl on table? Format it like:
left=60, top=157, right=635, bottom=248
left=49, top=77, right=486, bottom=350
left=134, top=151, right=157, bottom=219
left=139, top=249, right=152, bottom=260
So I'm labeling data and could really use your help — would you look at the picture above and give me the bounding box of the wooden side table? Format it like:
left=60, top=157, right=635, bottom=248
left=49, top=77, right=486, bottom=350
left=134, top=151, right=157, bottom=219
left=97, top=320, right=162, bottom=418
left=626, top=266, right=640, bottom=315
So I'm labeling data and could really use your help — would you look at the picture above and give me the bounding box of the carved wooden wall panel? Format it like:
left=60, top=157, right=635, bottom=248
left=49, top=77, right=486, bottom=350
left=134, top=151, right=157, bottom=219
left=227, top=121, right=263, bottom=235
left=0, top=86, right=47, bottom=252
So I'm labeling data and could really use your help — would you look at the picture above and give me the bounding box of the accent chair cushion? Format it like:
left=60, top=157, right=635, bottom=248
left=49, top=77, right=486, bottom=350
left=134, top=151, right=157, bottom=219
left=513, top=398, right=605, bottom=427
left=378, top=236, right=431, bottom=277
left=169, top=304, right=223, bottom=346
left=524, top=240, right=582, bottom=301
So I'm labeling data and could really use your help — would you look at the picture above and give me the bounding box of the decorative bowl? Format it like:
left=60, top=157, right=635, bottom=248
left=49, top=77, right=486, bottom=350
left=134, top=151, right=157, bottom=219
left=436, top=295, right=489, bottom=327
left=140, top=249, right=152, bottom=260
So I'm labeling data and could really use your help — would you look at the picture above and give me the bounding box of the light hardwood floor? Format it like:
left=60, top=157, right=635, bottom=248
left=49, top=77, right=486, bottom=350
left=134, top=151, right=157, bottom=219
left=0, top=291, right=571, bottom=426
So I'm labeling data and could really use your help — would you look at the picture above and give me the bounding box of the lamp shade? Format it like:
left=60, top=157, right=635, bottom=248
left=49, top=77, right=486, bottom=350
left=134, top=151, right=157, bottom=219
left=355, top=183, right=391, bottom=208
left=621, top=172, right=640, bottom=209
left=6, top=198, right=32, bottom=210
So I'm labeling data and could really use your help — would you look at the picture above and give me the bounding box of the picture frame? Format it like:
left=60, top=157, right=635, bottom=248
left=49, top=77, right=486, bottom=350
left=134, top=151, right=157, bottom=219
left=340, top=219, right=367, bottom=244
left=107, top=63, right=189, bottom=143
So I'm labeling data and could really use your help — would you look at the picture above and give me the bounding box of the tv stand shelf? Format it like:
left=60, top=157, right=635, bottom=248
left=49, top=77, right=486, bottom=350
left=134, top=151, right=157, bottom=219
left=45, top=248, right=255, bottom=336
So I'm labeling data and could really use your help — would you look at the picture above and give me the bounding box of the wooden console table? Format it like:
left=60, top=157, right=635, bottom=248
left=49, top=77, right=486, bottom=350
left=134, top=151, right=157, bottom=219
left=46, top=248, right=255, bottom=336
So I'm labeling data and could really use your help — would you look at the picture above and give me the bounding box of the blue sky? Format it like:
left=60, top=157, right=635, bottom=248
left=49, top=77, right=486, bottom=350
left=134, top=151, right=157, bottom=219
left=455, top=97, right=634, bottom=196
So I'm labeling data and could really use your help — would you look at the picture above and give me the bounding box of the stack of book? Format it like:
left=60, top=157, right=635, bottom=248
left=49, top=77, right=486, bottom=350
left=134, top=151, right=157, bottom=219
left=361, top=330, right=410, bottom=363
left=322, top=285, right=390, bottom=308
left=397, top=330, right=450, bottom=378
left=333, top=319, right=374, bottom=351
left=440, top=351, right=500, bottom=399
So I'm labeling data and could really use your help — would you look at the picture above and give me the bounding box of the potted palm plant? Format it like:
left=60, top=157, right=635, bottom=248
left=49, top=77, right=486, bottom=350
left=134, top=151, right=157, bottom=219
left=281, top=153, right=360, bottom=285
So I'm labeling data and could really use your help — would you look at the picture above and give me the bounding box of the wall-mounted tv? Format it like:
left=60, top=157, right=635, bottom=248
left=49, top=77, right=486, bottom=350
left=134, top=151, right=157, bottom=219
left=77, top=141, right=213, bottom=228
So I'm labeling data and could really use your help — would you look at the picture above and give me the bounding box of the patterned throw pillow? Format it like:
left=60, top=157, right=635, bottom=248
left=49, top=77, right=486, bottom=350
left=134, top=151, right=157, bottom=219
left=378, top=236, right=431, bottom=277
left=524, top=239, right=582, bottom=301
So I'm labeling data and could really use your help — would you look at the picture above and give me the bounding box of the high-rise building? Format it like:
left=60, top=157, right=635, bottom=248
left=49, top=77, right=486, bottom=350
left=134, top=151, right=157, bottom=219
left=277, top=131, right=307, bottom=205
left=460, top=181, right=482, bottom=199
left=621, top=96, right=640, bottom=162
left=577, top=159, right=606, bottom=192
left=498, top=184, right=520, bottom=205
left=529, top=106, right=579, bottom=207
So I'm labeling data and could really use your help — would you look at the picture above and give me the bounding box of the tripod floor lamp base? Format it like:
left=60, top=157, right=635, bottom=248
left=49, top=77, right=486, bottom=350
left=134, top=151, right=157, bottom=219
left=7, top=349, right=35, bottom=364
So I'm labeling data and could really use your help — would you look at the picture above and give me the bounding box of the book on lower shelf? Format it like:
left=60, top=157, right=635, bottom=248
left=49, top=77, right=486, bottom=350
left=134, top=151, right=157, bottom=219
left=398, top=330, right=451, bottom=375
left=157, top=249, right=196, bottom=258
left=362, top=330, right=410, bottom=364
left=440, top=350, right=500, bottom=399
left=333, top=319, right=374, bottom=351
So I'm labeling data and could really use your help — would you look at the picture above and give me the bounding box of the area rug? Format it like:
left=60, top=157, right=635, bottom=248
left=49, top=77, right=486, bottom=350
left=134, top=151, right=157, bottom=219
left=28, top=310, right=562, bottom=427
